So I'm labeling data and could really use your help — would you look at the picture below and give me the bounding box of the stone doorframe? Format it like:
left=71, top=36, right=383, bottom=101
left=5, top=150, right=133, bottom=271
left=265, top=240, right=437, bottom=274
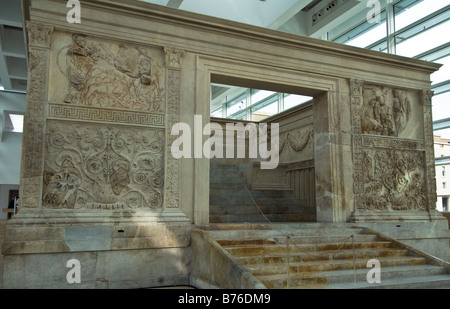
left=194, top=55, right=353, bottom=225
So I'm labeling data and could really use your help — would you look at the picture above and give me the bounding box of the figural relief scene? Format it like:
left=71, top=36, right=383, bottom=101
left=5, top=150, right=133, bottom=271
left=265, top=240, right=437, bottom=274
left=42, top=32, right=168, bottom=211
left=358, top=84, right=428, bottom=212
left=49, top=32, right=165, bottom=113
left=361, top=85, right=422, bottom=139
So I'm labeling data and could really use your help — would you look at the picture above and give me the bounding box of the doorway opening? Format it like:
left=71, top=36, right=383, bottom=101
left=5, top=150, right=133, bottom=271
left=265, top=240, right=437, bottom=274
left=208, top=81, right=318, bottom=224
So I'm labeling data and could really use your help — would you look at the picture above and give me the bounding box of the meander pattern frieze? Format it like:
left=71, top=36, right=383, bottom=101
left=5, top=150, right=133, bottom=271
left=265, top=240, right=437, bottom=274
left=48, top=103, right=165, bottom=127
left=42, top=122, right=165, bottom=210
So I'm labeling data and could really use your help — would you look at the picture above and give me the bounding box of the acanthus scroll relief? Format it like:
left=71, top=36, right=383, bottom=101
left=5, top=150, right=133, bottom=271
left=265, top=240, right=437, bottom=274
left=363, top=149, right=427, bottom=212
left=58, top=34, right=165, bottom=112
left=43, top=122, right=165, bottom=210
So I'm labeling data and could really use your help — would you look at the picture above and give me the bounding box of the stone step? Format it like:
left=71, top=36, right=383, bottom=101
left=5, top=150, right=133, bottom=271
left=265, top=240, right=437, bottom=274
left=207, top=224, right=450, bottom=289
left=210, top=176, right=247, bottom=185
left=250, top=256, right=428, bottom=277
left=210, top=163, right=242, bottom=170
left=321, top=264, right=449, bottom=286
left=210, top=204, right=315, bottom=215
left=234, top=247, right=410, bottom=265
left=217, top=233, right=378, bottom=246
left=210, top=188, right=295, bottom=199
left=206, top=225, right=367, bottom=239
left=210, top=170, right=244, bottom=178
left=223, top=240, right=394, bottom=256
left=209, top=197, right=309, bottom=208
left=210, top=213, right=317, bottom=223
left=329, top=274, right=450, bottom=289
left=259, top=264, right=449, bottom=289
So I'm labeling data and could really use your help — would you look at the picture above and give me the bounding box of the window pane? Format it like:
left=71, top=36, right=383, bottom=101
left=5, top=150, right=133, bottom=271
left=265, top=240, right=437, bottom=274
left=394, top=0, right=450, bottom=31
left=251, top=101, right=277, bottom=121
left=431, top=54, right=450, bottom=85
left=283, top=94, right=313, bottom=110
left=211, top=107, right=223, bottom=118
left=395, top=17, right=450, bottom=58
left=251, top=89, right=276, bottom=105
left=227, top=94, right=246, bottom=117
left=432, top=91, right=450, bottom=121
left=345, top=21, right=387, bottom=48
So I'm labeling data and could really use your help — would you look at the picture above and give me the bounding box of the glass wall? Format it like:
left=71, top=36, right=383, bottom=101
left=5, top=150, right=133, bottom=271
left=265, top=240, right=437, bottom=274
left=211, top=85, right=312, bottom=121
left=329, top=0, right=450, bottom=132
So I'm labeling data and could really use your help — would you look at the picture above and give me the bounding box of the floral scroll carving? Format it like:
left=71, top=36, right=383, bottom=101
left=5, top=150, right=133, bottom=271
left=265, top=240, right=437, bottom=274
left=363, top=148, right=427, bottom=211
left=43, top=122, right=165, bottom=210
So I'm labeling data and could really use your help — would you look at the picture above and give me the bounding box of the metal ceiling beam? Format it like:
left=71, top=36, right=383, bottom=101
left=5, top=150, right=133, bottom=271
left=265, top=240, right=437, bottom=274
left=269, top=0, right=315, bottom=30
left=434, top=118, right=450, bottom=131
left=167, top=0, right=183, bottom=9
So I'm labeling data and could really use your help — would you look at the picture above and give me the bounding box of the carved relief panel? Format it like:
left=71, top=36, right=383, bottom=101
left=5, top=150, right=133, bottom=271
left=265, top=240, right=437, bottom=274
left=362, top=138, right=427, bottom=212
left=35, top=32, right=175, bottom=212
left=279, top=126, right=313, bottom=161
left=351, top=80, right=431, bottom=215
left=48, top=32, right=165, bottom=113
left=361, top=85, right=423, bottom=139
left=43, top=121, right=165, bottom=210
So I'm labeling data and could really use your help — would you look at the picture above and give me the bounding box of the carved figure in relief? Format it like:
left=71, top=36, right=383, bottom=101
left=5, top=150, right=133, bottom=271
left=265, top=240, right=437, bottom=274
left=361, top=86, right=411, bottom=137
left=43, top=158, right=81, bottom=209
left=362, top=96, right=383, bottom=134
left=60, top=34, right=164, bottom=112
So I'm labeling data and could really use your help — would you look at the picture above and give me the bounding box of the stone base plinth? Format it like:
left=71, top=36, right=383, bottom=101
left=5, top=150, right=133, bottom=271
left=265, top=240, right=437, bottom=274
left=1, top=210, right=192, bottom=289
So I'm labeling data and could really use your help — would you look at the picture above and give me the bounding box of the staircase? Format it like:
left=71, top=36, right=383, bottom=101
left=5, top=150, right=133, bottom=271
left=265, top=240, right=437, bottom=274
left=206, top=224, right=450, bottom=289
left=209, top=163, right=316, bottom=223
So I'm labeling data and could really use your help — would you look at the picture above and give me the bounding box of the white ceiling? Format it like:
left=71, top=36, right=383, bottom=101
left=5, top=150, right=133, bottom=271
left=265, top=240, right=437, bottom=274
left=0, top=0, right=27, bottom=92
left=0, top=0, right=369, bottom=94
left=140, top=0, right=321, bottom=29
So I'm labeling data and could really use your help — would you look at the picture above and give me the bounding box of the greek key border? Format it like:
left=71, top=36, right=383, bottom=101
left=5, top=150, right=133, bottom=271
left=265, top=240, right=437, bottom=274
left=48, top=103, right=165, bottom=127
